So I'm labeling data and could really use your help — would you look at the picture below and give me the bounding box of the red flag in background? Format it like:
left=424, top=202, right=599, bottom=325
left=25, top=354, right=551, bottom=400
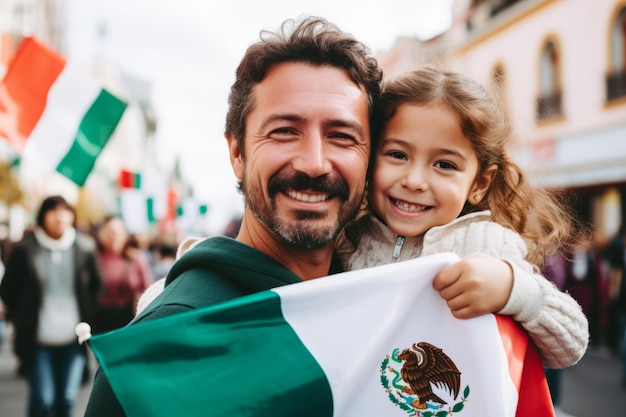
left=119, top=169, right=142, bottom=189
left=0, top=37, right=126, bottom=186
left=159, top=186, right=180, bottom=236
left=0, top=36, right=65, bottom=151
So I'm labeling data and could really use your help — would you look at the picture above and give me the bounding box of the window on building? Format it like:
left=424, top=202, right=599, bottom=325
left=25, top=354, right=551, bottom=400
left=607, top=7, right=626, bottom=102
left=490, top=0, right=522, bottom=17
left=536, top=39, right=562, bottom=121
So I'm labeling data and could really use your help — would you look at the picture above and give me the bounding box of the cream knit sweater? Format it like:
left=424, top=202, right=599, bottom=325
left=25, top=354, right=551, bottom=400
left=340, top=210, right=589, bottom=369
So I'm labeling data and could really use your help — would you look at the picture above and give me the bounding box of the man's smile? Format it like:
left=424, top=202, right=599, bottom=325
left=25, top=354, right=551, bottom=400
left=287, top=190, right=331, bottom=203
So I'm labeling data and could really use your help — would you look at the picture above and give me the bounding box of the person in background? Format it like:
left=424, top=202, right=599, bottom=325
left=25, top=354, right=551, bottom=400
left=0, top=195, right=102, bottom=417
left=601, top=226, right=625, bottom=356
left=564, top=233, right=606, bottom=347
left=127, top=232, right=157, bottom=279
left=150, top=242, right=177, bottom=281
left=542, top=250, right=576, bottom=417
left=0, top=247, right=5, bottom=351
left=93, top=215, right=153, bottom=334
left=600, top=226, right=626, bottom=387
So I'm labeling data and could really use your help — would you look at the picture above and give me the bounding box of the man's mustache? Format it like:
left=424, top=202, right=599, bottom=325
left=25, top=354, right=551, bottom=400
left=268, top=170, right=350, bottom=200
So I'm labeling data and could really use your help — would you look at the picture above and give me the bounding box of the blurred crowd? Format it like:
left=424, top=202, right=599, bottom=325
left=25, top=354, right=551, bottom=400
left=0, top=195, right=239, bottom=417
left=541, top=224, right=626, bottom=413
left=542, top=227, right=626, bottom=356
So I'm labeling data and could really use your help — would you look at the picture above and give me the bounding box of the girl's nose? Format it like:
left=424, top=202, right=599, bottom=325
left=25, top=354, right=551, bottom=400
left=401, top=165, right=429, bottom=191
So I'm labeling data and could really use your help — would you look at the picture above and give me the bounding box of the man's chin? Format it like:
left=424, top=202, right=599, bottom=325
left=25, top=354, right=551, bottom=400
left=275, top=220, right=340, bottom=249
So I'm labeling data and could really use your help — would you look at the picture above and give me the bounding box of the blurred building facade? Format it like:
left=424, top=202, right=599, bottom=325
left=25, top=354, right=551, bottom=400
left=381, top=0, right=626, bottom=242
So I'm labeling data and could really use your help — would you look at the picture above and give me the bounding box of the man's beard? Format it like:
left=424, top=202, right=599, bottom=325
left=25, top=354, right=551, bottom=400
left=240, top=168, right=364, bottom=250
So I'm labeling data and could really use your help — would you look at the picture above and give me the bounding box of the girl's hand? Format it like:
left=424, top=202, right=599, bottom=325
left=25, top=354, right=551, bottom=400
left=432, top=253, right=514, bottom=319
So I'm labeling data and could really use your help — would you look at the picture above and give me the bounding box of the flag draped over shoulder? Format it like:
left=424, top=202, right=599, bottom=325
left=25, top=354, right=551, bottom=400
left=87, top=253, right=554, bottom=417
left=0, top=36, right=127, bottom=186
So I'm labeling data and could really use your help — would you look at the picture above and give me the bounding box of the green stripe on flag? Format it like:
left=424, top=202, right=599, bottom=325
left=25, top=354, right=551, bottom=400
left=147, top=197, right=156, bottom=223
left=56, top=89, right=126, bottom=186
left=89, top=290, right=333, bottom=417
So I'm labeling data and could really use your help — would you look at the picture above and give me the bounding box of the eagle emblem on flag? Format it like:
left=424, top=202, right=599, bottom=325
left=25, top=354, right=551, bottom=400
left=380, top=342, right=470, bottom=416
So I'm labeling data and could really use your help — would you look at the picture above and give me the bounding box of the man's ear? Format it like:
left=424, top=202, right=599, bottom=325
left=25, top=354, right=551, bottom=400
left=469, top=164, right=497, bottom=204
left=226, top=133, right=243, bottom=180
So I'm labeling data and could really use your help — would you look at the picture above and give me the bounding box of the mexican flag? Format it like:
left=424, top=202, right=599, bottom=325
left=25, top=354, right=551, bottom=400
left=0, top=36, right=127, bottom=186
left=119, top=169, right=142, bottom=189
left=87, top=253, right=554, bottom=417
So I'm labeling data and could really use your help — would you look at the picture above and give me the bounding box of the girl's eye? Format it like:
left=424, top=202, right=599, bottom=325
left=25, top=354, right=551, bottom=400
left=434, top=161, right=457, bottom=170
left=387, top=151, right=407, bottom=160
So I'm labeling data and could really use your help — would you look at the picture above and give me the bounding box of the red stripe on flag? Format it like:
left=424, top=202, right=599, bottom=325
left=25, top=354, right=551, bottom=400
left=0, top=37, right=66, bottom=151
left=496, top=316, right=555, bottom=417
left=119, top=170, right=140, bottom=188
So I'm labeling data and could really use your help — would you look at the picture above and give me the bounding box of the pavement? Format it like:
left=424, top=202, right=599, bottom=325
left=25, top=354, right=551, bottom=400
left=0, top=323, right=625, bottom=416
left=0, top=323, right=92, bottom=417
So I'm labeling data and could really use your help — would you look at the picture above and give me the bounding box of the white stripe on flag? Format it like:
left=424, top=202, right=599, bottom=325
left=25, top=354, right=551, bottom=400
left=120, top=189, right=150, bottom=234
left=274, top=252, right=519, bottom=416
left=23, top=63, right=102, bottom=169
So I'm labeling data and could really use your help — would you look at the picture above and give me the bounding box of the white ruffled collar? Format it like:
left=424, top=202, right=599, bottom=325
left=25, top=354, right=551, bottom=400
left=34, top=227, right=76, bottom=251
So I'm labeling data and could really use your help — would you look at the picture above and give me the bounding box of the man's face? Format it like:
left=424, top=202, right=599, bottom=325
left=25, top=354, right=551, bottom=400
left=229, top=62, right=370, bottom=249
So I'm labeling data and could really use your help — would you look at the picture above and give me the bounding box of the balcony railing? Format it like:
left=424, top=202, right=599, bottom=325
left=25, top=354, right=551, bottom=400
left=536, top=91, right=562, bottom=121
left=606, top=70, right=626, bottom=101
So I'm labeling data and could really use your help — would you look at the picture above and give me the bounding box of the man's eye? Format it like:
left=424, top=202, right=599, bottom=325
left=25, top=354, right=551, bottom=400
left=329, top=132, right=356, bottom=141
left=269, top=128, right=297, bottom=138
left=271, top=128, right=294, bottom=135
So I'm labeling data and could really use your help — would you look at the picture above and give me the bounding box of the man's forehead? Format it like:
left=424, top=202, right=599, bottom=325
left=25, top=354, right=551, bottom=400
left=251, top=62, right=369, bottom=121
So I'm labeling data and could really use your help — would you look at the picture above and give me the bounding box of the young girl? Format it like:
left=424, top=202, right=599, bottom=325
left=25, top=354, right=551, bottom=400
left=338, top=66, right=589, bottom=369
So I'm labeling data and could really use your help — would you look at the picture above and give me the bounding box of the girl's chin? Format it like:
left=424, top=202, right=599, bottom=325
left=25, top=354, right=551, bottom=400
left=386, top=221, right=426, bottom=237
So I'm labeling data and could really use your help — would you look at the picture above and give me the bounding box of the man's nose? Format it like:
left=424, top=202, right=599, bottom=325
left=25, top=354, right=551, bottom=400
left=292, top=134, right=332, bottom=178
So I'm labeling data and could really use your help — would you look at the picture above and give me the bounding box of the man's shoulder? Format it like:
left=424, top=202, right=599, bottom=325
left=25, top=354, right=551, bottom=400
left=133, top=269, right=240, bottom=323
left=134, top=235, right=301, bottom=322
left=167, top=235, right=300, bottom=287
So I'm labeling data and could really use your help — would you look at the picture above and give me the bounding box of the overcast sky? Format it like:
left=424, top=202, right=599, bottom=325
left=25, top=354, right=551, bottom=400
left=66, top=0, right=453, bottom=230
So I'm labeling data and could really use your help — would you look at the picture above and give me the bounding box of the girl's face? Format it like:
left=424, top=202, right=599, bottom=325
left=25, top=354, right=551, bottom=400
left=370, top=103, right=493, bottom=237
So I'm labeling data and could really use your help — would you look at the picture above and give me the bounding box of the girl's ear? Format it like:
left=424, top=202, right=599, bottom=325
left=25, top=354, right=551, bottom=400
left=226, top=133, right=244, bottom=180
left=469, top=164, right=497, bottom=205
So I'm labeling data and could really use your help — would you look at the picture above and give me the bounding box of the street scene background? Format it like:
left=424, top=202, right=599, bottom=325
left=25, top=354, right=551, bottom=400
left=1, top=0, right=626, bottom=416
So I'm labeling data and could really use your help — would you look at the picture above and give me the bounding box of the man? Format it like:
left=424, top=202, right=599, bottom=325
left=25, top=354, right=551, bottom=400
left=83, top=16, right=382, bottom=416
